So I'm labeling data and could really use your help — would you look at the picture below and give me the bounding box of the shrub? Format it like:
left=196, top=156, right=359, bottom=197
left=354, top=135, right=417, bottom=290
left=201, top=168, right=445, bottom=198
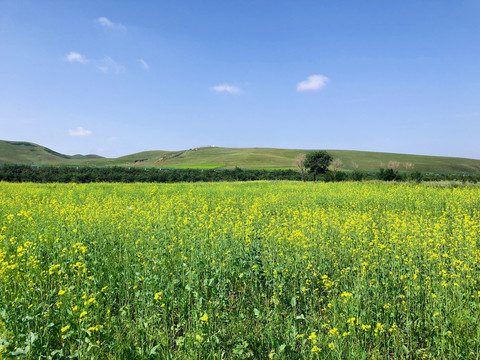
left=377, top=168, right=399, bottom=181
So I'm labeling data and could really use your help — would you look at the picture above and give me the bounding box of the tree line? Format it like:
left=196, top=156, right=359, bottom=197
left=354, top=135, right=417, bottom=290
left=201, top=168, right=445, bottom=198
left=0, top=162, right=478, bottom=183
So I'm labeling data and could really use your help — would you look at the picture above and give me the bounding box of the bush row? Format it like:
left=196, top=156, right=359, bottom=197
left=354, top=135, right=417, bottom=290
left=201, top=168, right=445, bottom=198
left=0, top=164, right=479, bottom=183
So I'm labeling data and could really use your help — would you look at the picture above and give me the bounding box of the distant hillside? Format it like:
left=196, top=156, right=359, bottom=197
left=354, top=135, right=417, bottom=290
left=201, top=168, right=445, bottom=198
left=1, top=140, right=480, bottom=174
left=0, top=140, right=104, bottom=165
left=70, top=154, right=105, bottom=160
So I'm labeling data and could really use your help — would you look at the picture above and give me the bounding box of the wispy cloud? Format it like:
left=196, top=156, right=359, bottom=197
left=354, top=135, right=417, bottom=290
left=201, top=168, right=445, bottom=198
left=137, top=59, right=149, bottom=70
left=96, top=17, right=126, bottom=30
left=211, top=84, right=242, bottom=94
left=296, top=74, right=329, bottom=92
left=69, top=127, right=93, bottom=137
left=97, top=56, right=126, bottom=74
left=65, top=52, right=125, bottom=74
left=65, top=51, right=88, bottom=63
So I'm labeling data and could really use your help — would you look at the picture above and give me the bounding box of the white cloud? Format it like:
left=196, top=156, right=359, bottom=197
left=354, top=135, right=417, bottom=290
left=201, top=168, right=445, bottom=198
left=96, top=17, right=126, bottom=30
left=69, top=127, right=93, bottom=137
left=137, top=59, right=149, bottom=70
left=296, top=74, right=329, bottom=92
left=97, top=56, right=126, bottom=73
left=65, top=51, right=88, bottom=63
left=211, top=84, right=242, bottom=94
left=65, top=52, right=125, bottom=74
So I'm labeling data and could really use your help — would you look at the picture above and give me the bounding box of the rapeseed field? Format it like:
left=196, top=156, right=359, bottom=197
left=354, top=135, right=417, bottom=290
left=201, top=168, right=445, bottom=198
left=1, top=182, right=479, bottom=359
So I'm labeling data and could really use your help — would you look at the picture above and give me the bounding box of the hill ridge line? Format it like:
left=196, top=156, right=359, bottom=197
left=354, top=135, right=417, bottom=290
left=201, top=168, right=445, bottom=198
left=1, top=139, right=480, bottom=174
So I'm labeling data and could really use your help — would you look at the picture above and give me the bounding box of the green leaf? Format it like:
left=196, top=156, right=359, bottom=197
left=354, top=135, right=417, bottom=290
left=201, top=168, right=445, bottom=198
left=87, top=344, right=100, bottom=352
left=291, top=296, right=297, bottom=307
left=28, top=332, right=38, bottom=344
left=10, top=347, right=27, bottom=356
left=233, top=347, right=244, bottom=355
left=149, top=343, right=161, bottom=355
left=50, top=349, right=63, bottom=357
left=289, top=325, right=297, bottom=339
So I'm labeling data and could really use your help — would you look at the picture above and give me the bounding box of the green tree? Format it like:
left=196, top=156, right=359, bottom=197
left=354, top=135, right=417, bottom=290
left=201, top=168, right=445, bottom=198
left=377, top=168, right=398, bottom=181
left=304, top=150, right=332, bottom=181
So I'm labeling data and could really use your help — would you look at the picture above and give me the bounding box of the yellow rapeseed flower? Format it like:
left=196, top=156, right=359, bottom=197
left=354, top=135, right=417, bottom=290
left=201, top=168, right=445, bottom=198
left=61, top=325, right=70, bottom=333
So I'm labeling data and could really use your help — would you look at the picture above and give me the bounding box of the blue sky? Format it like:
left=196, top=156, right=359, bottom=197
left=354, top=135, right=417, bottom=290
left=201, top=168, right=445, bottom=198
left=1, top=0, right=479, bottom=158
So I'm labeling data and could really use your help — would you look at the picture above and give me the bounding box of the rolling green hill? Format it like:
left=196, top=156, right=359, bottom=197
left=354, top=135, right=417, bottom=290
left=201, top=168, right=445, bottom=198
left=0, top=140, right=103, bottom=165
left=1, top=140, right=480, bottom=174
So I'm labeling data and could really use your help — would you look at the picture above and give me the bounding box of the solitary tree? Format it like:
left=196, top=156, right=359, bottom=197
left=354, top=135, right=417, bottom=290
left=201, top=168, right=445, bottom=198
left=304, top=150, right=332, bottom=181
left=388, top=160, right=400, bottom=172
left=330, top=158, right=343, bottom=179
left=404, top=162, right=414, bottom=171
left=294, top=154, right=307, bottom=182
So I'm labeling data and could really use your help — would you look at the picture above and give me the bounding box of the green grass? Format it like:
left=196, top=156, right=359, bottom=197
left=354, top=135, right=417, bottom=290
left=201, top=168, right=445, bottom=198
left=2, top=140, right=480, bottom=174
left=160, top=163, right=226, bottom=169
left=0, top=140, right=103, bottom=165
